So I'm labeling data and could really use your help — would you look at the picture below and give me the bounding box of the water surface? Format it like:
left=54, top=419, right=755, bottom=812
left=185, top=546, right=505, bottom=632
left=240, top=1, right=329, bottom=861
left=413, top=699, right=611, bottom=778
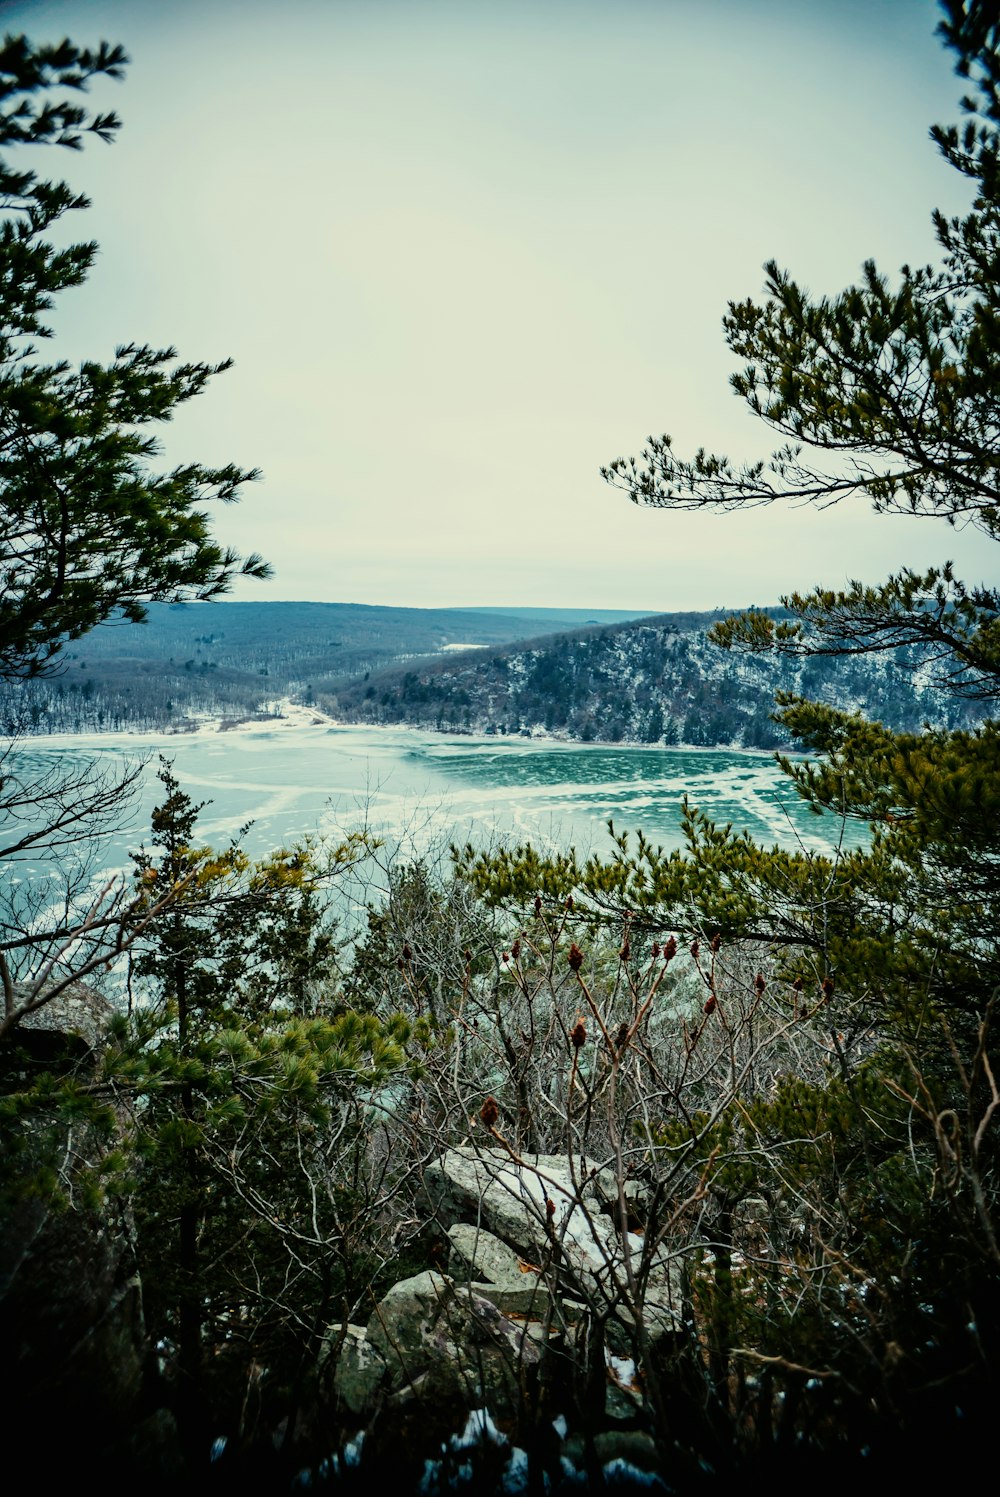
left=7, top=722, right=863, bottom=881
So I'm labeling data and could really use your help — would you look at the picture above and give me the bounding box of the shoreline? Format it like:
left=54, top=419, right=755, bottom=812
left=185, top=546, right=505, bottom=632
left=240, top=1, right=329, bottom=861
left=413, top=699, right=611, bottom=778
left=6, top=697, right=343, bottom=748
left=7, top=700, right=793, bottom=761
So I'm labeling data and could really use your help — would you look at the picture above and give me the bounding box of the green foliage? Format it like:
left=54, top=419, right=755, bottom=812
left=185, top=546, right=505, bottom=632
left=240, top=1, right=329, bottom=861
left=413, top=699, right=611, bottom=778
left=346, top=855, right=498, bottom=1022
left=602, top=3, right=1000, bottom=698
left=7, top=8, right=1000, bottom=1480
left=711, top=565, right=1000, bottom=699
left=106, top=767, right=423, bottom=1452
left=466, top=2, right=1000, bottom=1049
left=0, top=35, right=268, bottom=681
left=462, top=1, right=1000, bottom=1465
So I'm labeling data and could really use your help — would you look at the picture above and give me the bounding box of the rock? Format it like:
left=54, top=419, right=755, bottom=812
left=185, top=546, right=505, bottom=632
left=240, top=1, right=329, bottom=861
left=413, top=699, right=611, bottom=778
left=322, top=1150, right=690, bottom=1469
left=0, top=979, right=168, bottom=1473
left=328, top=1322, right=383, bottom=1417
left=562, top=1428, right=665, bottom=1482
left=447, top=1223, right=552, bottom=1317
left=424, top=1148, right=683, bottom=1336
left=7, top=978, right=114, bottom=1055
left=332, top=1270, right=542, bottom=1426
left=447, top=1221, right=531, bottom=1284
left=733, top=1193, right=771, bottom=1252
left=0, top=1187, right=153, bottom=1462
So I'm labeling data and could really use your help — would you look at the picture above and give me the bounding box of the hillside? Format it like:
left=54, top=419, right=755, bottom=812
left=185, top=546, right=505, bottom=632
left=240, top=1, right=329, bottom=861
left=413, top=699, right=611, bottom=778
left=329, top=612, right=986, bottom=748
left=5, top=600, right=985, bottom=747
left=0, top=600, right=648, bottom=734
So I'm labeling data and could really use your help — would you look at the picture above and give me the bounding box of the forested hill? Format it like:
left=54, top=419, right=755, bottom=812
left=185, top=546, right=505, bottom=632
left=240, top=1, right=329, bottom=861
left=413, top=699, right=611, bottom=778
left=5, top=601, right=987, bottom=746
left=1, top=600, right=647, bottom=734
left=328, top=613, right=987, bottom=748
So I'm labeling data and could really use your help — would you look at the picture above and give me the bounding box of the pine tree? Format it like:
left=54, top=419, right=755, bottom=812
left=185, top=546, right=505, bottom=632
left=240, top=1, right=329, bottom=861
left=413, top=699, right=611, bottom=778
left=466, top=1, right=1000, bottom=1466
left=0, top=35, right=270, bottom=683
left=120, top=764, right=417, bottom=1463
left=0, top=33, right=271, bottom=1037
left=603, top=2, right=1000, bottom=703
left=590, top=0, right=1000, bottom=1030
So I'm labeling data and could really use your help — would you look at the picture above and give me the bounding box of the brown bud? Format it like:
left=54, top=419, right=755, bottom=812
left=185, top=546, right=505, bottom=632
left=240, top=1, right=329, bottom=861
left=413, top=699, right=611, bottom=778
left=479, top=1095, right=499, bottom=1128
left=651, top=941, right=660, bottom=958
left=570, top=1018, right=587, bottom=1048
left=568, top=943, right=584, bottom=972
left=565, top=895, right=574, bottom=910
left=464, top=948, right=472, bottom=963
left=615, top=1021, right=629, bottom=1051
left=690, top=938, right=700, bottom=960
left=704, top=994, right=717, bottom=1016
left=402, top=943, right=412, bottom=963
left=710, top=933, right=721, bottom=954
left=663, top=936, right=678, bottom=962
left=501, top=950, right=509, bottom=964
left=821, top=977, right=835, bottom=999
left=619, top=939, right=631, bottom=962
left=546, top=1197, right=556, bottom=1220
left=534, top=895, right=542, bottom=917
left=792, top=977, right=804, bottom=992
left=754, top=972, right=766, bottom=994
left=511, top=938, right=521, bottom=960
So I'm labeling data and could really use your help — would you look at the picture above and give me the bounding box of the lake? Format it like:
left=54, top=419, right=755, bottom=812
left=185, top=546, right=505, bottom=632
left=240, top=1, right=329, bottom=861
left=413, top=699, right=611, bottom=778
left=7, top=717, right=863, bottom=887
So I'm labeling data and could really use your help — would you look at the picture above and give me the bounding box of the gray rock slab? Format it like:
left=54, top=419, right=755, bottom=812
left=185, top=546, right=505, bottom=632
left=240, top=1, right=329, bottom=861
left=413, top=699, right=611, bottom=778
left=447, top=1221, right=528, bottom=1284
left=425, top=1148, right=681, bottom=1327
left=11, top=978, right=114, bottom=1050
left=333, top=1271, right=542, bottom=1423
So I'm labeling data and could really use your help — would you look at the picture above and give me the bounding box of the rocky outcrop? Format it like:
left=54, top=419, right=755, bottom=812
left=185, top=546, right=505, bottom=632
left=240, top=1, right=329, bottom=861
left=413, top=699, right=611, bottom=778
left=0, top=1188, right=147, bottom=1419
left=333, top=1269, right=543, bottom=1423
left=329, top=1147, right=684, bottom=1451
left=5, top=977, right=115, bottom=1057
left=425, top=1147, right=682, bottom=1340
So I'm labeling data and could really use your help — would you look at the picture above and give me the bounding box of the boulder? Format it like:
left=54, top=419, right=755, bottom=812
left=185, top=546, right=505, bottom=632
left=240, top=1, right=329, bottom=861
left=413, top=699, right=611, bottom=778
left=6, top=978, right=114, bottom=1056
left=332, top=1270, right=543, bottom=1425
left=0, top=978, right=169, bottom=1474
left=446, top=1222, right=551, bottom=1317
left=0, top=1186, right=152, bottom=1466
left=325, top=1149, right=690, bottom=1462
left=447, top=1220, right=529, bottom=1284
left=424, top=1147, right=682, bottom=1337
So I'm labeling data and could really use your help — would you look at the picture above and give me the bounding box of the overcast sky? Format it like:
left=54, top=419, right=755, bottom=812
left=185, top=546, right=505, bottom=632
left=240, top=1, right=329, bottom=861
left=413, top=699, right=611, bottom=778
left=3, top=0, right=994, bottom=610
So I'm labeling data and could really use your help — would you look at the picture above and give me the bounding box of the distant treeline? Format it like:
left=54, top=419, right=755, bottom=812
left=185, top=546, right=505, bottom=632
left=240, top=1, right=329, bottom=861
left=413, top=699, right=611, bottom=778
left=4, top=602, right=982, bottom=747
left=328, top=617, right=985, bottom=748
left=1, top=600, right=645, bottom=735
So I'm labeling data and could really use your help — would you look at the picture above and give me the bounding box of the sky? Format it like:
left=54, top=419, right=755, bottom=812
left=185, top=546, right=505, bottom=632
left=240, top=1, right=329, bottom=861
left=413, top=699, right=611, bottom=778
left=2, top=0, right=995, bottom=611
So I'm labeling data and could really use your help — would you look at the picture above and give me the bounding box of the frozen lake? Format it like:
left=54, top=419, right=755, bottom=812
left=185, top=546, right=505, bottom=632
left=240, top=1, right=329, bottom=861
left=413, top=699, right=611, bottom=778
left=7, top=717, right=863, bottom=883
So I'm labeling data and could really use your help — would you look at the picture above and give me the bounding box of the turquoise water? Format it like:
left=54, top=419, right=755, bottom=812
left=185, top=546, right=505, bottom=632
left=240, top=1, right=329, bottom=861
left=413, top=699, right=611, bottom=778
left=6, top=722, right=863, bottom=881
